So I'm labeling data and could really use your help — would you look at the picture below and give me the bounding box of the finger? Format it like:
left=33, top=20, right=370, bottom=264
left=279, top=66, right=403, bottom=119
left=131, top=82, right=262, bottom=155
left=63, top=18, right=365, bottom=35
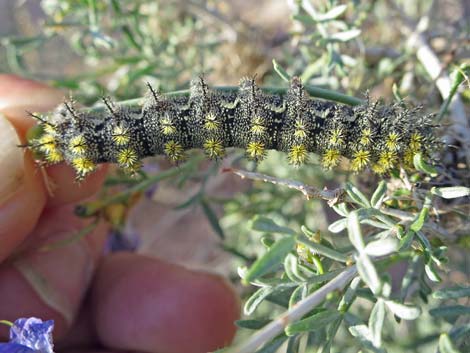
left=0, top=74, right=64, bottom=134
left=44, top=164, right=109, bottom=208
left=55, top=296, right=100, bottom=351
left=91, top=253, right=240, bottom=353
left=0, top=113, right=47, bottom=262
left=0, top=205, right=108, bottom=340
left=0, top=74, right=108, bottom=208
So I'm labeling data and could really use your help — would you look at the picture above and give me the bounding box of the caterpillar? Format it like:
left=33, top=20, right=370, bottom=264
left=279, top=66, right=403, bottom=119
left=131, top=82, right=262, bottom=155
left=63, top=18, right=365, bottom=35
left=28, top=77, right=438, bottom=180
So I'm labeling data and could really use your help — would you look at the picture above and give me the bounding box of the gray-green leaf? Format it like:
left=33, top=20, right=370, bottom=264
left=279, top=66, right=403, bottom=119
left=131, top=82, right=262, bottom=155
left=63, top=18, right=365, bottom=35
left=385, top=300, right=421, bottom=320
left=244, top=286, right=274, bottom=315
left=285, top=309, right=341, bottom=336
left=432, top=186, right=470, bottom=199
left=369, top=299, right=386, bottom=347
left=433, top=286, right=470, bottom=299
left=371, top=181, right=388, bottom=208
left=251, top=216, right=295, bottom=235
left=244, top=236, right=296, bottom=283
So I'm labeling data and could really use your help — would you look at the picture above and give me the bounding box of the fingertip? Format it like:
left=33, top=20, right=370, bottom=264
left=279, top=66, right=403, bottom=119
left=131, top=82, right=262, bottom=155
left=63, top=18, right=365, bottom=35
left=92, top=253, right=240, bottom=353
left=0, top=205, right=110, bottom=340
left=45, top=164, right=109, bottom=207
left=0, top=74, right=64, bottom=132
left=0, top=265, right=68, bottom=340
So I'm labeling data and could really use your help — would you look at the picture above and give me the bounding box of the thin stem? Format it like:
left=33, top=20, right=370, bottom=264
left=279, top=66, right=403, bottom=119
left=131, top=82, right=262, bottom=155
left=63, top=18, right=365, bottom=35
left=227, top=266, right=357, bottom=353
left=224, top=168, right=346, bottom=206
left=87, top=84, right=363, bottom=113
left=0, top=320, right=13, bottom=327
left=38, top=219, right=99, bottom=252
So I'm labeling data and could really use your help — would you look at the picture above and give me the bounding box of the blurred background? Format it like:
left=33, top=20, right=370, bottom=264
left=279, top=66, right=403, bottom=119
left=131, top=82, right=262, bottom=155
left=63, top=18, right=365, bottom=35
left=0, top=1, right=469, bottom=352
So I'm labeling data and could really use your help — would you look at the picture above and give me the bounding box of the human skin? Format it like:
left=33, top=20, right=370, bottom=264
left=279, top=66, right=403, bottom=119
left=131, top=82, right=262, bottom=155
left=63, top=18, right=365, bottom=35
left=0, top=74, right=240, bottom=353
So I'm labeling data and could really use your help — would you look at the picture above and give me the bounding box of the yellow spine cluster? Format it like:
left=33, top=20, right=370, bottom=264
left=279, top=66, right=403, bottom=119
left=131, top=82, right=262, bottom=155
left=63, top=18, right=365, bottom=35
left=112, top=125, right=130, bottom=146
left=359, top=128, right=372, bottom=146
left=350, top=150, right=370, bottom=172
left=38, top=132, right=64, bottom=164
left=160, top=116, right=176, bottom=135
left=204, top=112, right=220, bottom=131
left=164, top=140, right=185, bottom=162
left=203, top=138, right=225, bottom=159
left=246, top=141, right=266, bottom=160
left=322, top=149, right=341, bottom=169
left=288, top=144, right=308, bottom=166
left=117, top=148, right=139, bottom=170
left=385, top=132, right=400, bottom=151
left=69, top=135, right=87, bottom=155
left=251, top=116, right=266, bottom=135
left=404, top=132, right=423, bottom=167
left=72, top=156, right=96, bottom=176
left=294, top=119, right=307, bottom=139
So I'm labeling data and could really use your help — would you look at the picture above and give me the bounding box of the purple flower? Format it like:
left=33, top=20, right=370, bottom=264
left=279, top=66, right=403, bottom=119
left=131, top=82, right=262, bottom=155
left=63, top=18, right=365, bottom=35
left=105, top=228, right=140, bottom=253
left=0, top=318, right=54, bottom=353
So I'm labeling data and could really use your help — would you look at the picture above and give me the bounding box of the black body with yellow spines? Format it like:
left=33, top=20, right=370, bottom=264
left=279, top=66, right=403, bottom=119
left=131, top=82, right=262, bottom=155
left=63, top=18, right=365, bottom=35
left=29, top=77, right=437, bottom=179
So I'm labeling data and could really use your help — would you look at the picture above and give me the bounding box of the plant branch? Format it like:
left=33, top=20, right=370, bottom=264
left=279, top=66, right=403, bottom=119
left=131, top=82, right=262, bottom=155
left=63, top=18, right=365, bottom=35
left=227, top=266, right=357, bottom=353
left=87, top=83, right=363, bottom=114
left=223, top=168, right=346, bottom=206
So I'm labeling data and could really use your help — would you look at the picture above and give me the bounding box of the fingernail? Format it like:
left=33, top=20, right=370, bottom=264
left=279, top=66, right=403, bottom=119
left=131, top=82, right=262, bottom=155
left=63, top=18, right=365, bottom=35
left=0, top=113, right=24, bottom=204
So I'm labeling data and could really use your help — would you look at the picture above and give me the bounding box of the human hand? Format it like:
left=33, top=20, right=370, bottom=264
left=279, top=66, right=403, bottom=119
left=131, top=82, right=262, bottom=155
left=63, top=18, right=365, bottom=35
left=0, top=75, right=240, bottom=353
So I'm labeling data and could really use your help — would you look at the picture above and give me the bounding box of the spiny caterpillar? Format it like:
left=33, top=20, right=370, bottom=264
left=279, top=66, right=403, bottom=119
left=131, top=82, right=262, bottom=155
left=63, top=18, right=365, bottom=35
left=28, top=77, right=437, bottom=180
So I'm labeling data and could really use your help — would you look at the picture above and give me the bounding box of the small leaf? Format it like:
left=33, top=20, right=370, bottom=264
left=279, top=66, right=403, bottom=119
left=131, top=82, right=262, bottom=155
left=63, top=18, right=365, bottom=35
left=432, top=186, right=470, bottom=199
left=284, top=253, right=307, bottom=282
left=286, top=336, right=300, bottom=353
left=425, top=262, right=442, bottom=282
left=413, top=153, right=438, bottom=177
left=328, top=28, right=362, bottom=42
left=365, top=238, right=399, bottom=257
left=348, top=211, right=366, bottom=251
left=235, top=319, right=271, bottom=330
left=439, top=333, right=461, bottom=353
left=433, top=286, right=470, bottom=299
left=392, top=82, right=403, bottom=102
left=410, top=193, right=432, bottom=233
left=429, top=305, right=470, bottom=319
left=332, top=202, right=349, bottom=217
left=348, top=324, right=386, bottom=353
left=346, top=182, right=371, bottom=208
left=371, top=181, right=387, bottom=208
left=323, top=316, right=343, bottom=353
left=311, top=4, right=348, bottom=22
left=399, top=230, right=415, bottom=250
left=256, top=336, right=288, bottom=353
left=338, top=277, right=361, bottom=312
left=289, top=284, right=307, bottom=308
left=328, top=218, right=348, bottom=233
left=385, top=300, right=421, bottom=320
left=356, top=253, right=382, bottom=295
left=285, top=309, right=341, bottom=336
left=438, top=63, right=469, bottom=121
left=297, top=235, right=348, bottom=262
left=244, top=287, right=274, bottom=315
left=369, top=299, right=386, bottom=347
left=200, top=199, right=225, bottom=239
left=251, top=216, right=295, bottom=235
left=244, top=236, right=296, bottom=283
left=272, top=59, right=290, bottom=82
